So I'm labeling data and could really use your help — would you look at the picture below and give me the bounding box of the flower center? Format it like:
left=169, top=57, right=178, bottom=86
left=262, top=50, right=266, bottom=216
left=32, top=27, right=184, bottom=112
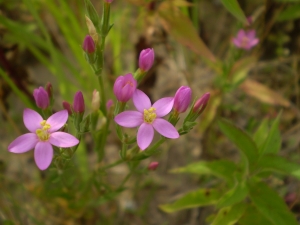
left=143, top=107, right=157, bottom=124
left=36, top=120, right=51, bottom=141
left=241, top=36, right=249, bottom=48
left=124, top=81, right=133, bottom=88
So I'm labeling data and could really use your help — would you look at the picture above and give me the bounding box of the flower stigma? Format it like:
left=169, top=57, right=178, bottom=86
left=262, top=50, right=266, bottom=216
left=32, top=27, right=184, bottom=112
left=143, top=107, right=156, bottom=124
left=241, top=36, right=249, bottom=48
left=36, top=120, right=51, bottom=141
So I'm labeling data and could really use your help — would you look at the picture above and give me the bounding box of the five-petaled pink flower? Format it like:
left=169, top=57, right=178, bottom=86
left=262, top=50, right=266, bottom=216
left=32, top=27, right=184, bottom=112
left=8, top=109, right=79, bottom=170
left=232, top=29, right=259, bottom=50
left=114, top=89, right=179, bottom=150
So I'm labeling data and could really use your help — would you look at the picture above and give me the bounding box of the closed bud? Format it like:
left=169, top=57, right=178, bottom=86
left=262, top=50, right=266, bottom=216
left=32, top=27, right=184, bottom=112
left=33, top=87, right=49, bottom=109
left=193, top=93, right=210, bottom=115
left=113, top=73, right=137, bottom=102
left=173, top=86, right=192, bottom=113
left=92, top=90, right=100, bottom=112
left=148, top=162, right=159, bottom=171
left=82, top=35, right=96, bottom=54
left=73, top=91, right=85, bottom=114
left=139, top=48, right=154, bottom=72
left=106, top=99, right=113, bottom=111
left=62, top=101, right=72, bottom=115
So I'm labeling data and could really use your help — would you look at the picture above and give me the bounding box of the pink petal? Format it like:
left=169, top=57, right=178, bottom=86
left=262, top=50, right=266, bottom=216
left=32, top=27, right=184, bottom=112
left=153, top=97, right=174, bottom=117
left=133, top=89, right=151, bottom=113
left=246, top=30, right=256, bottom=39
left=249, top=38, right=259, bottom=47
left=152, top=118, right=179, bottom=139
left=8, top=133, right=38, bottom=153
left=237, top=29, right=245, bottom=40
left=34, top=142, right=53, bottom=170
left=47, top=110, right=68, bottom=133
left=23, top=108, right=43, bottom=132
left=114, top=111, right=143, bottom=127
left=49, top=132, right=79, bottom=147
left=232, top=38, right=241, bottom=48
left=137, top=123, right=154, bottom=150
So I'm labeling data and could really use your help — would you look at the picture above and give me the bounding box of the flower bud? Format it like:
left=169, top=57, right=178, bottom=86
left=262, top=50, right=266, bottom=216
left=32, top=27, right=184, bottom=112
left=148, top=162, right=159, bottom=171
left=73, top=91, right=85, bottom=114
left=82, top=35, right=96, bottom=53
left=139, top=48, right=154, bottom=72
left=173, top=86, right=192, bottom=113
left=113, top=73, right=137, bottom=102
left=106, top=99, right=113, bottom=111
left=193, top=93, right=210, bottom=115
left=92, top=90, right=100, bottom=112
left=62, top=101, right=72, bottom=115
left=33, top=87, right=49, bottom=109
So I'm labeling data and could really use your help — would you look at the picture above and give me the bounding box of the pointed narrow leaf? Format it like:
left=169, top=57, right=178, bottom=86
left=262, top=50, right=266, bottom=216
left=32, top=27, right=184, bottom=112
left=220, top=0, right=247, bottom=23
left=257, top=155, right=300, bottom=180
left=260, top=112, right=281, bottom=155
left=218, top=119, right=259, bottom=165
left=248, top=181, right=298, bottom=225
left=159, top=188, right=221, bottom=213
left=217, top=182, right=248, bottom=208
left=253, top=118, right=269, bottom=150
left=171, top=160, right=238, bottom=184
left=211, top=202, right=247, bottom=225
left=158, top=2, right=216, bottom=62
left=238, top=205, right=274, bottom=225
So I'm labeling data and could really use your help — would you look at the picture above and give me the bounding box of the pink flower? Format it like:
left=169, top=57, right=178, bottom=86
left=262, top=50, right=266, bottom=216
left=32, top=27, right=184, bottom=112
left=33, top=87, right=49, bottom=109
left=139, top=48, right=154, bottom=72
left=114, top=89, right=179, bottom=150
left=8, top=109, right=79, bottom=170
left=173, top=86, right=192, bottom=113
left=232, top=29, right=259, bottom=50
left=113, top=73, right=137, bottom=102
left=82, top=35, right=95, bottom=53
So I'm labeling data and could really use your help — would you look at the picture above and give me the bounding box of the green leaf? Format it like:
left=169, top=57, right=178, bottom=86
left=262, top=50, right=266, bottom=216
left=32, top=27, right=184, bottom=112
left=260, top=112, right=281, bottom=155
left=217, top=182, right=248, bottom=208
left=248, top=181, right=298, bottom=225
left=171, top=160, right=239, bottom=184
left=220, top=0, right=247, bottom=23
left=211, top=202, right=247, bottom=225
left=277, top=4, right=300, bottom=21
left=238, top=205, right=274, bottom=225
left=257, top=155, right=300, bottom=180
left=218, top=119, right=259, bottom=165
left=253, top=118, right=269, bottom=150
left=159, top=188, right=222, bottom=213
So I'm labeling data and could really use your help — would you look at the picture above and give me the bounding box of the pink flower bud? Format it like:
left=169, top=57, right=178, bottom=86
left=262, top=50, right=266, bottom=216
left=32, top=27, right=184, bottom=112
left=33, top=87, right=49, bottom=109
left=106, top=99, right=113, bottom=111
left=193, top=93, right=210, bottom=115
left=82, top=35, right=95, bottom=53
left=62, top=101, right=72, bottom=115
left=73, top=91, right=85, bottom=113
left=139, top=48, right=154, bottom=72
left=113, top=73, right=137, bottom=102
left=91, top=90, right=100, bottom=112
left=173, top=86, right=192, bottom=113
left=148, top=162, right=159, bottom=171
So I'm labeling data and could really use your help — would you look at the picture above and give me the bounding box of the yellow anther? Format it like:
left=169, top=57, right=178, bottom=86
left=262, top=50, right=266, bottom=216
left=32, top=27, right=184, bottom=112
left=143, top=107, right=157, bottom=124
left=36, top=120, right=51, bottom=141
